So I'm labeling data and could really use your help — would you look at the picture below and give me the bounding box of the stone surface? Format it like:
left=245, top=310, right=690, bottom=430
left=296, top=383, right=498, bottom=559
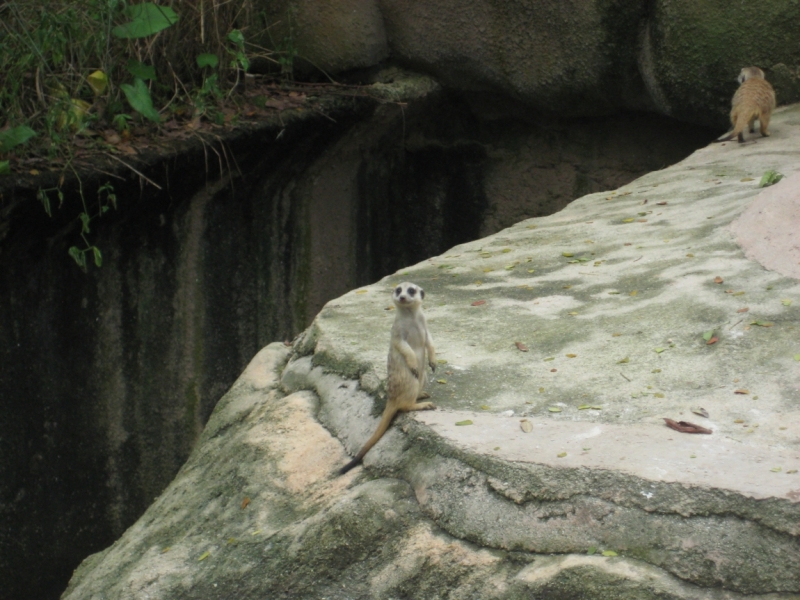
left=64, top=104, right=800, bottom=598
left=263, top=0, right=800, bottom=125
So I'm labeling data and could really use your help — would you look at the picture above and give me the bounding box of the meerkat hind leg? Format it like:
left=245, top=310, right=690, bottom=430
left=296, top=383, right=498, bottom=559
left=760, top=114, right=771, bottom=136
left=408, top=401, right=435, bottom=410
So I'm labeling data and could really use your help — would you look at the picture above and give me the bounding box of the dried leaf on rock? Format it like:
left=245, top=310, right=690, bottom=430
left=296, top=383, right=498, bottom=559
left=520, top=420, right=533, bottom=433
left=515, top=342, right=529, bottom=352
left=455, top=420, right=473, bottom=426
left=691, top=407, right=709, bottom=418
left=663, top=418, right=712, bottom=434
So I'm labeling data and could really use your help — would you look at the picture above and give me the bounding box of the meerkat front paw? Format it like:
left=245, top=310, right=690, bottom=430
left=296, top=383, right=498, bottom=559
left=429, top=360, right=436, bottom=372
left=411, top=367, right=419, bottom=379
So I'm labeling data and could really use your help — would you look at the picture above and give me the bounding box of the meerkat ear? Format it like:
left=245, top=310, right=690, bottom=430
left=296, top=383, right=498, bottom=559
left=420, top=288, right=425, bottom=300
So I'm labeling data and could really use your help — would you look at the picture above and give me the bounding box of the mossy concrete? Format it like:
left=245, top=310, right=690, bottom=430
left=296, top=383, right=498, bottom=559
left=64, top=104, right=800, bottom=598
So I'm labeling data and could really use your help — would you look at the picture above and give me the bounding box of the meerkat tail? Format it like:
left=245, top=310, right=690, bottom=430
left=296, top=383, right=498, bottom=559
left=715, top=114, right=750, bottom=143
left=338, top=404, right=399, bottom=475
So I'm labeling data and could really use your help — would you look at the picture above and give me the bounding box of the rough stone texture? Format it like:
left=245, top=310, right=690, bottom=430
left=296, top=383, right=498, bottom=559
left=64, top=104, right=800, bottom=598
left=2, top=73, right=714, bottom=600
left=264, top=0, right=800, bottom=126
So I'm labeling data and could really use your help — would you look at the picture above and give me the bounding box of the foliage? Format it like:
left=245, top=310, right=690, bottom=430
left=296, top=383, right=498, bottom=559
left=0, top=0, right=298, bottom=269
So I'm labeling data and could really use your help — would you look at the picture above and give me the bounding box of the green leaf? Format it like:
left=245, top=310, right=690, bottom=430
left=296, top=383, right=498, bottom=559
left=0, top=160, right=9, bottom=175
left=197, top=550, right=211, bottom=561
left=702, top=330, right=715, bottom=342
left=587, top=546, right=597, bottom=555
left=120, top=78, right=161, bottom=122
left=0, top=125, right=37, bottom=152
left=227, top=29, right=245, bottom=46
left=87, top=70, right=108, bottom=96
left=234, top=51, right=250, bottom=72
left=92, top=247, right=103, bottom=267
left=601, top=550, right=618, bottom=557
left=68, top=247, right=87, bottom=271
left=617, top=357, right=629, bottom=364
left=794, top=354, right=800, bottom=361
left=455, top=420, right=473, bottom=426
left=196, top=53, right=219, bottom=69
left=758, top=170, right=784, bottom=188
left=79, top=212, right=91, bottom=234
left=548, top=407, right=562, bottom=412
left=654, top=347, right=666, bottom=353
left=126, top=60, right=156, bottom=80
left=112, top=3, right=179, bottom=39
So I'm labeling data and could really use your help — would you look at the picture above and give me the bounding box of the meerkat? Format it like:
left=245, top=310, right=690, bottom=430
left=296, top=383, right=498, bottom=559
left=339, top=282, right=437, bottom=475
left=716, top=67, right=776, bottom=143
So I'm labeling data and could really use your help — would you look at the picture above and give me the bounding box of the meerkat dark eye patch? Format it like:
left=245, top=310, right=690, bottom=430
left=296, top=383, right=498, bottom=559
left=420, top=289, right=425, bottom=300
left=395, top=286, right=402, bottom=295
left=407, top=286, right=416, bottom=297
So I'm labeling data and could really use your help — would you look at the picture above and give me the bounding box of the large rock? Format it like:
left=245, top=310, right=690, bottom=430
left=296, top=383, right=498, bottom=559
left=63, top=104, right=800, bottom=598
left=263, top=0, right=800, bottom=125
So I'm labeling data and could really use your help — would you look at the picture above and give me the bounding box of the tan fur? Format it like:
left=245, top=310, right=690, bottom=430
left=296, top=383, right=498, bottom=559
left=339, top=282, right=436, bottom=474
left=716, top=67, right=776, bottom=143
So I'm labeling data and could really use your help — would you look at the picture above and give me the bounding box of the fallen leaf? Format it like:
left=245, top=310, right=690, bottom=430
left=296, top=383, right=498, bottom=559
left=734, top=389, right=749, bottom=395
left=771, top=467, right=782, bottom=473
left=562, top=252, right=574, bottom=257
left=550, top=368, right=557, bottom=372
left=566, top=353, right=577, bottom=358
left=663, top=418, right=712, bottom=434
left=520, top=419, right=533, bottom=433
left=740, top=177, right=754, bottom=182
left=241, top=497, right=250, bottom=509
left=795, top=354, right=800, bottom=361
left=654, top=347, right=666, bottom=353
left=437, top=379, right=447, bottom=384
left=702, top=330, right=715, bottom=342
left=471, top=300, right=487, bottom=306
left=548, top=407, right=562, bottom=412
left=758, top=170, right=783, bottom=188
left=714, top=276, right=723, bottom=284
left=656, top=201, right=668, bottom=205
left=691, top=407, right=709, bottom=418
left=515, top=342, right=529, bottom=352
left=602, top=550, right=618, bottom=557
left=617, top=357, right=629, bottom=364
left=455, top=420, right=473, bottom=426
left=557, top=451, right=567, bottom=457
left=654, top=392, right=664, bottom=398
left=198, top=551, right=211, bottom=561
left=781, top=299, right=792, bottom=306
left=737, top=307, right=749, bottom=313
left=707, top=336, right=718, bottom=345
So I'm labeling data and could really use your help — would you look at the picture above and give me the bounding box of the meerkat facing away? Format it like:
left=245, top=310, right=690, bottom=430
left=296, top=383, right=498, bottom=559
left=716, top=67, right=776, bottom=143
left=339, top=282, right=436, bottom=475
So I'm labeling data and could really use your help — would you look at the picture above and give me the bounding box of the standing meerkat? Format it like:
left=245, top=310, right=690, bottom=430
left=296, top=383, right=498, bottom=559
left=716, top=66, right=776, bottom=143
left=339, top=282, right=437, bottom=475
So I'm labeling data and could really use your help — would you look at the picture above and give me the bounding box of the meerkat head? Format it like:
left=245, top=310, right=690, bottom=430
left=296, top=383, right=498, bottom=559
left=393, top=282, right=425, bottom=308
left=738, top=66, right=765, bottom=84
